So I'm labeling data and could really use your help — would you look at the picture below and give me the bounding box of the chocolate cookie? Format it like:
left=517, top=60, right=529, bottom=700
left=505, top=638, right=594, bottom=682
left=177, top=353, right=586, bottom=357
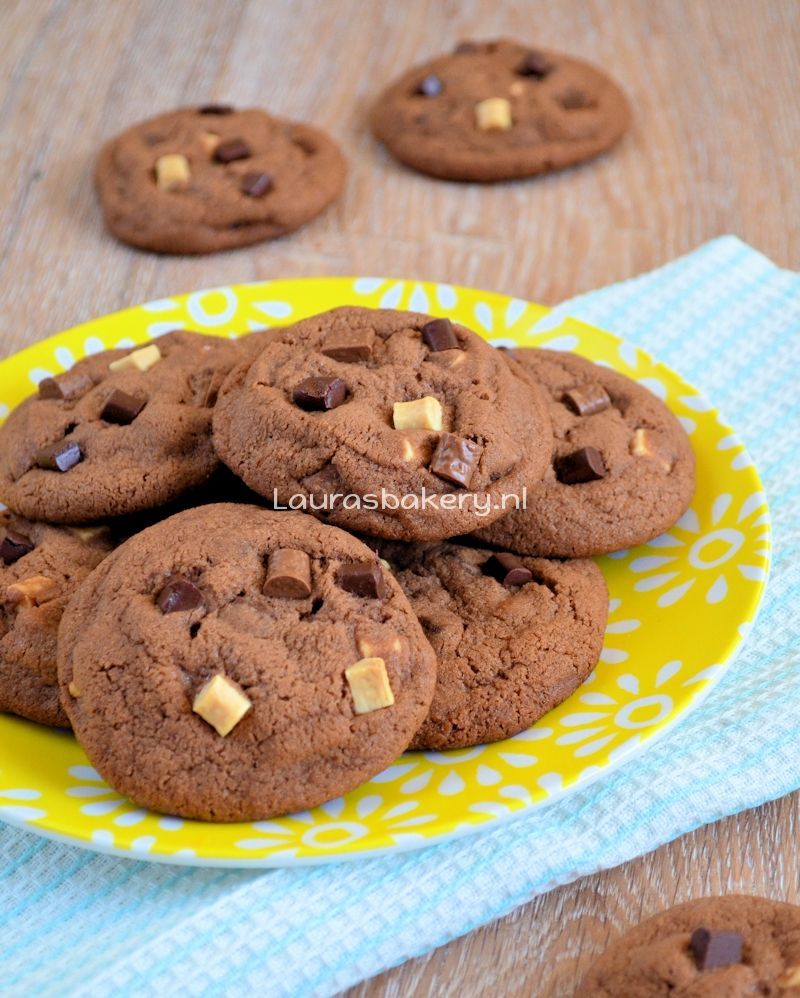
left=0, top=331, right=255, bottom=524
left=213, top=307, right=552, bottom=541
left=578, top=895, right=800, bottom=996
left=0, top=513, right=113, bottom=728
left=379, top=540, right=607, bottom=750
left=474, top=350, right=695, bottom=557
left=95, top=106, right=346, bottom=254
left=370, top=39, right=630, bottom=182
left=58, top=504, right=437, bottom=821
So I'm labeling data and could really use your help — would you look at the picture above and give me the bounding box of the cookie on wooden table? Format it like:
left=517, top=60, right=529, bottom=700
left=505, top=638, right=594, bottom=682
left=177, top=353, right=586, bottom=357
left=0, top=331, right=256, bottom=524
left=370, top=39, right=630, bottom=182
left=577, top=895, right=800, bottom=996
left=474, top=349, right=695, bottom=557
left=95, top=105, right=346, bottom=253
left=213, top=306, right=553, bottom=541
left=380, top=540, right=608, bottom=750
left=58, top=504, right=437, bottom=822
left=0, top=513, right=113, bottom=728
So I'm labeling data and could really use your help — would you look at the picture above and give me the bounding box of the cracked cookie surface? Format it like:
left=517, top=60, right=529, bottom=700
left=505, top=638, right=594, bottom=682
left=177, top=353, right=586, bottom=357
left=58, top=504, right=437, bottom=821
left=380, top=540, right=608, bottom=750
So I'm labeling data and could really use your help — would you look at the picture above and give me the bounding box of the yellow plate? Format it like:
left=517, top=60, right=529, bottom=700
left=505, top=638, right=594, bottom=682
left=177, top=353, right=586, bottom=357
left=0, top=278, right=770, bottom=867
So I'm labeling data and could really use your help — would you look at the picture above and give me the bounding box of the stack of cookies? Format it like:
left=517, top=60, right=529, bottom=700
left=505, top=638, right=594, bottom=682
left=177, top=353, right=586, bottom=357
left=0, top=307, right=694, bottom=821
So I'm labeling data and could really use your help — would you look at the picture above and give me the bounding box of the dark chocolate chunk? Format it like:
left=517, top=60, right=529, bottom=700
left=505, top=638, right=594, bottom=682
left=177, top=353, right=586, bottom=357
left=100, top=389, right=146, bottom=425
left=321, top=328, right=375, bottom=363
left=38, top=372, right=94, bottom=402
left=0, top=530, right=35, bottom=565
left=416, top=74, right=444, bottom=97
left=422, top=318, right=459, bottom=353
left=690, top=928, right=743, bottom=972
left=263, top=549, right=312, bottom=599
left=35, top=440, right=83, bottom=473
left=304, top=465, right=345, bottom=509
left=156, top=575, right=204, bottom=614
left=556, top=447, right=606, bottom=484
left=483, top=552, right=533, bottom=588
left=516, top=50, right=552, bottom=78
left=429, top=433, right=481, bottom=488
left=240, top=172, right=272, bottom=197
left=198, top=104, right=233, bottom=115
left=214, top=139, right=252, bottom=163
left=561, top=384, right=611, bottom=417
left=292, top=376, right=347, bottom=411
left=337, top=560, right=386, bottom=599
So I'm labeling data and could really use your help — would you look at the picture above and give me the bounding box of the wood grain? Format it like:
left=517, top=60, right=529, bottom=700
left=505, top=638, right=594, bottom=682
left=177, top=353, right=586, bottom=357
left=0, top=1, right=798, bottom=995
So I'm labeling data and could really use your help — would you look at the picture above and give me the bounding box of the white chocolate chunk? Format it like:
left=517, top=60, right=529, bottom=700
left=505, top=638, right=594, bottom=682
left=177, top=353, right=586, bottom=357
left=200, top=132, right=220, bottom=155
left=68, top=682, right=81, bottom=698
left=345, top=657, right=394, bottom=714
left=6, top=575, right=59, bottom=609
left=192, top=674, right=252, bottom=736
left=356, top=632, right=401, bottom=659
left=69, top=525, right=111, bottom=544
left=393, top=396, right=443, bottom=432
left=400, top=438, right=418, bottom=462
left=109, top=344, right=162, bottom=373
left=630, top=427, right=673, bottom=472
left=778, top=966, right=800, bottom=989
left=475, top=97, right=513, bottom=131
left=155, top=153, right=191, bottom=191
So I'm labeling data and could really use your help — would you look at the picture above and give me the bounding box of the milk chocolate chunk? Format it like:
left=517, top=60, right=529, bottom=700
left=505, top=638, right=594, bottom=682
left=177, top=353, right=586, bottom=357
left=562, top=384, right=611, bottom=417
left=0, top=530, right=34, bottom=565
left=337, top=560, right=386, bottom=599
left=35, top=440, right=83, bottom=473
left=156, top=575, right=204, bottom=614
left=292, top=376, right=347, bottom=411
left=214, top=139, right=252, bottom=163
left=38, top=372, right=94, bottom=402
left=321, top=327, right=375, bottom=363
left=240, top=172, right=272, bottom=197
left=100, top=389, right=146, bottom=425
left=429, top=433, right=481, bottom=487
left=556, top=446, right=606, bottom=484
left=422, top=318, right=459, bottom=352
left=689, top=927, right=743, bottom=972
left=516, top=50, right=552, bottom=78
left=263, top=548, right=312, bottom=599
left=483, top=552, right=533, bottom=587
left=416, top=74, right=444, bottom=97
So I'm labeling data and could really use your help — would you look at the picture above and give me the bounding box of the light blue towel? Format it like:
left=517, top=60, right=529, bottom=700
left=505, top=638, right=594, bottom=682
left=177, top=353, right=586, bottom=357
left=1, top=237, right=798, bottom=998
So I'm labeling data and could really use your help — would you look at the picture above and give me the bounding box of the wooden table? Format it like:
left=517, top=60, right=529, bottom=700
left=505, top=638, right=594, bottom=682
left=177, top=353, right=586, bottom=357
left=2, top=1, right=798, bottom=994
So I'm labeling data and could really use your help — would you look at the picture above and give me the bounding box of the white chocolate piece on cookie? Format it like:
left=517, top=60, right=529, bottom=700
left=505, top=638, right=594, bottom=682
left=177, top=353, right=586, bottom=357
left=475, top=97, right=513, bottom=131
left=155, top=153, right=191, bottom=191
left=109, top=344, right=162, bottom=374
left=193, top=674, right=252, bottom=736
left=345, top=657, right=394, bottom=714
left=393, top=396, right=443, bottom=432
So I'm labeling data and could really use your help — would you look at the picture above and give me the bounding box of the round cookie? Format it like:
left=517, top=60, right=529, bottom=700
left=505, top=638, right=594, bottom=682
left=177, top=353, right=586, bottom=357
left=0, top=513, right=113, bottom=728
left=380, top=540, right=608, bottom=750
left=95, top=105, right=346, bottom=254
left=474, top=349, right=695, bottom=557
left=370, top=39, right=631, bottom=182
left=0, top=330, right=256, bottom=524
left=58, top=504, right=438, bottom=822
left=213, top=306, right=552, bottom=541
left=577, top=895, right=800, bottom=996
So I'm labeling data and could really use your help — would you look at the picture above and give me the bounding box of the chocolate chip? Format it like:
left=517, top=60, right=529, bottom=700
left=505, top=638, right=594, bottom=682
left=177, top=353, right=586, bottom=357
left=454, top=41, right=480, bottom=54
left=214, top=139, right=252, bottom=163
left=690, top=928, right=743, bottom=972
left=556, top=447, right=607, bottom=484
left=292, top=376, right=347, bottom=411
left=429, top=433, right=481, bottom=488
left=422, top=318, right=459, bottom=353
left=156, top=575, right=204, bottom=614
left=321, top=327, right=375, bottom=363
left=304, top=465, right=345, bottom=508
left=38, top=372, right=94, bottom=402
left=483, top=552, right=533, bottom=588
left=240, top=172, right=272, bottom=197
left=337, top=560, right=386, bottom=599
left=35, top=440, right=83, bottom=473
left=199, top=104, right=233, bottom=115
left=560, top=88, right=593, bottom=110
left=263, top=549, right=312, bottom=599
left=0, top=530, right=35, bottom=565
left=561, top=384, right=611, bottom=417
left=516, top=50, right=552, bottom=78
left=100, top=390, right=146, bottom=425
left=416, top=74, right=444, bottom=97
